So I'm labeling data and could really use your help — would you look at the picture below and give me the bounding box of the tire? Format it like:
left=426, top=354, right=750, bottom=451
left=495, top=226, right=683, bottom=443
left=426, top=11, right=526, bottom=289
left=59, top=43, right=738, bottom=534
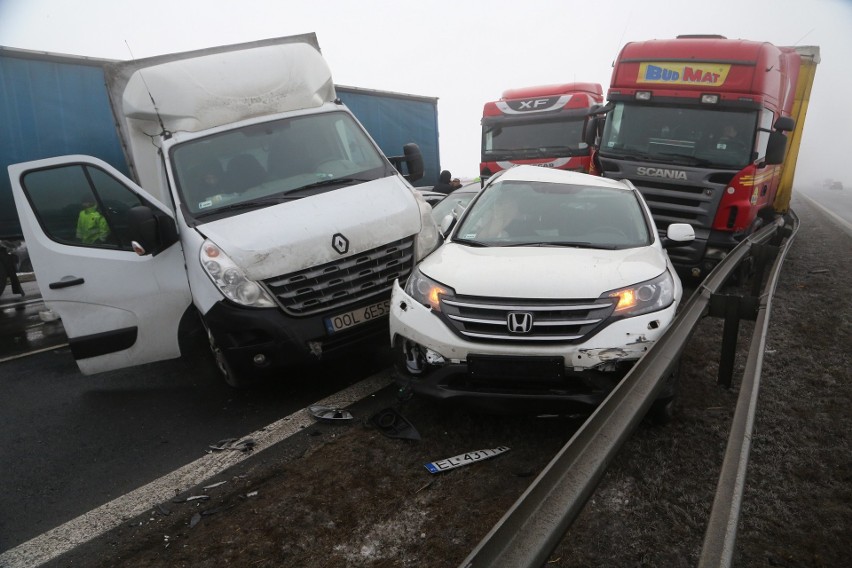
left=0, top=261, right=7, bottom=296
left=646, top=358, right=681, bottom=425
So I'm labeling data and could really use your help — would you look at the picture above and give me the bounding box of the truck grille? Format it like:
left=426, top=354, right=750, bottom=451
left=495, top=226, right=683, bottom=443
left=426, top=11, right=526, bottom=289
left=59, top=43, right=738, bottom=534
left=439, top=296, right=617, bottom=344
left=263, top=237, right=414, bottom=316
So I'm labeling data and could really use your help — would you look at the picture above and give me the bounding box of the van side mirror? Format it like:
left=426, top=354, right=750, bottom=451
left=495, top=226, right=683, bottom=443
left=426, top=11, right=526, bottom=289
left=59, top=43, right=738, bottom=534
left=662, top=223, right=695, bottom=248
left=127, top=205, right=178, bottom=256
left=388, top=143, right=424, bottom=183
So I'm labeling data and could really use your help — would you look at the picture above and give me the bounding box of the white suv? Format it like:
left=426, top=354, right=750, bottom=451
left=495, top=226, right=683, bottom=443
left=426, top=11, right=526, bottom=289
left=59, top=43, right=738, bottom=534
left=389, top=165, right=694, bottom=416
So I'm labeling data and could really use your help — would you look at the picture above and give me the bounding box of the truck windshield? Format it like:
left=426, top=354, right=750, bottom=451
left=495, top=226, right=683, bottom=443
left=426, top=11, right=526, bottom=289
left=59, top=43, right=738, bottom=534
left=482, top=117, right=588, bottom=161
left=171, top=111, right=389, bottom=220
left=599, top=103, right=758, bottom=169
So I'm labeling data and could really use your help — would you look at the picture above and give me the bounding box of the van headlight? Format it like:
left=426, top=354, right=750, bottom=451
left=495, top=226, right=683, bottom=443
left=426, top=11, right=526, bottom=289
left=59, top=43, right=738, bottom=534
left=404, top=268, right=454, bottom=311
left=414, top=197, right=440, bottom=261
left=200, top=240, right=276, bottom=308
left=603, top=271, right=674, bottom=317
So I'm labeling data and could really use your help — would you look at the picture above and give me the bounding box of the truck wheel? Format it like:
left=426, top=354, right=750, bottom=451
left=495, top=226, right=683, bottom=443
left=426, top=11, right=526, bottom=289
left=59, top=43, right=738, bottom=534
left=206, top=327, right=253, bottom=389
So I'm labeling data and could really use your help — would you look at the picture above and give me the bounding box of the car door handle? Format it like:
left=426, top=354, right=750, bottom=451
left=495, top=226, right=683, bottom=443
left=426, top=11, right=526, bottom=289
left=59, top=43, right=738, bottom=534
left=49, top=277, right=85, bottom=289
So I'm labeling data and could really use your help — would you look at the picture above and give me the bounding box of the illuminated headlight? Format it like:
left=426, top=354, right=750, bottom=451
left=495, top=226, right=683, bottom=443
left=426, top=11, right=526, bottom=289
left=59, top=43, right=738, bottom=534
left=200, top=240, right=275, bottom=308
left=603, top=271, right=674, bottom=318
left=635, top=91, right=652, bottom=101
left=404, top=268, right=454, bottom=311
left=701, top=94, right=720, bottom=104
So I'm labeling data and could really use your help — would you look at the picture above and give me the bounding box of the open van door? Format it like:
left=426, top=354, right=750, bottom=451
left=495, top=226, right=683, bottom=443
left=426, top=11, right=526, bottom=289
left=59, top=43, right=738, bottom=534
left=8, top=156, right=191, bottom=375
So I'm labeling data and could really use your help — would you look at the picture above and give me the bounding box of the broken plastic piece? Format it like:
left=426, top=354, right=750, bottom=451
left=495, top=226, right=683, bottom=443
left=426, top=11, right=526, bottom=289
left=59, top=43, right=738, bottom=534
left=369, top=407, right=420, bottom=440
left=308, top=405, right=353, bottom=423
left=189, top=513, right=201, bottom=528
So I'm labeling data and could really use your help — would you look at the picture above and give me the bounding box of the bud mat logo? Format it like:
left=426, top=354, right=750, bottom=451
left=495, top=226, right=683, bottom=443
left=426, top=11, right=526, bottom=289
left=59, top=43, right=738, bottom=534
left=637, top=167, right=688, bottom=180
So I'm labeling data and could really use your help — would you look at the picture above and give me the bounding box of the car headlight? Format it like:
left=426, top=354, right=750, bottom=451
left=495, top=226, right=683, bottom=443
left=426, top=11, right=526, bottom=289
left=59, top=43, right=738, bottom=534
left=200, top=240, right=276, bottom=308
left=404, top=268, right=454, bottom=311
left=603, top=270, right=675, bottom=317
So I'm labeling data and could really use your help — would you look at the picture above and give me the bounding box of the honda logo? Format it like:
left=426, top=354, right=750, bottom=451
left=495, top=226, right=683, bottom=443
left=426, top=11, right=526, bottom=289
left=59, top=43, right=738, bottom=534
left=507, top=312, right=533, bottom=334
left=331, top=233, right=349, bottom=255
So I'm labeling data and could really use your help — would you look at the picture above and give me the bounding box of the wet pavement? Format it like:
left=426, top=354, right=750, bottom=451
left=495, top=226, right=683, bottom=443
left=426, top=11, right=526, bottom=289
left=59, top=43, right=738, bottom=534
left=0, top=276, right=68, bottom=361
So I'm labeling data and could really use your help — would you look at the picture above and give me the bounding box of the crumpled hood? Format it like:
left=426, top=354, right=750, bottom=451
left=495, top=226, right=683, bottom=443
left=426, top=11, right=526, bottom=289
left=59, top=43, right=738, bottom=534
left=418, top=242, right=667, bottom=298
left=197, top=176, right=420, bottom=280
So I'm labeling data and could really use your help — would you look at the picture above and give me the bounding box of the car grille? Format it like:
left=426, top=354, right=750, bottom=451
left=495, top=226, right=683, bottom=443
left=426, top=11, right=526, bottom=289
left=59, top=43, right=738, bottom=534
left=439, top=296, right=617, bottom=344
left=263, top=237, right=414, bottom=316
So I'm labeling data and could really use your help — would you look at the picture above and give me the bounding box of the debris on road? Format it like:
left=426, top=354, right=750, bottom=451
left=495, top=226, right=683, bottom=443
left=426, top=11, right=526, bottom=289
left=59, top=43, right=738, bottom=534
left=203, top=480, right=228, bottom=490
left=208, top=437, right=256, bottom=452
left=308, top=405, right=354, bottom=423
left=369, top=407, right=421, bottom=440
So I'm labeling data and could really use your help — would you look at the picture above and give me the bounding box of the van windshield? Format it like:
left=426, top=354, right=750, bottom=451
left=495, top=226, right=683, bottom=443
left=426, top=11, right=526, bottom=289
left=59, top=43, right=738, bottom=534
left=171, top=110, right=390, bottom=221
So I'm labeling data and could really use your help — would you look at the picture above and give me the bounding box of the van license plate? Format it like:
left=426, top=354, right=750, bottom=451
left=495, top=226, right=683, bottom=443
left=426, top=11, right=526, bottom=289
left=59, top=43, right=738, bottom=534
left=324, top=299, right=391, bottom=334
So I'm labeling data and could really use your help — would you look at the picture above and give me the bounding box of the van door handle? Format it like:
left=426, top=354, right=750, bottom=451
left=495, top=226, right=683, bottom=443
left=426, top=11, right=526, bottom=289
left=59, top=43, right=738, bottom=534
left=49, top=277, right=85, bottom=289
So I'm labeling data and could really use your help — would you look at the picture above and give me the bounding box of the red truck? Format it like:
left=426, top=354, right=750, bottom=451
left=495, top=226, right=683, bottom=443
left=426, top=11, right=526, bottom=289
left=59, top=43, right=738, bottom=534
left=589, top=35, right=818, bottom=277
left=480, top=83, right=603, bottom=180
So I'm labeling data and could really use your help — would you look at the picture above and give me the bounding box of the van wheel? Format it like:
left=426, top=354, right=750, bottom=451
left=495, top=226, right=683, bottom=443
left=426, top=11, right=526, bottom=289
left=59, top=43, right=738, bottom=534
left=206, top=327, right=252, bottom=389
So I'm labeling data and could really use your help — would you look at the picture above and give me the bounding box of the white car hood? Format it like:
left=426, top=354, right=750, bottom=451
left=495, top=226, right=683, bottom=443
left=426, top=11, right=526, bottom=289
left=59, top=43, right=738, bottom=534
left=197, top=176, right=420, bottom=280
left=419, top=242, right=667, bottom=298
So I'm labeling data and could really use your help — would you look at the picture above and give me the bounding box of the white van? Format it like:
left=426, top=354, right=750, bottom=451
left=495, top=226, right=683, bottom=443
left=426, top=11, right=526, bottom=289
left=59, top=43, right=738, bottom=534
left=8, top=34, right=439, bottom=386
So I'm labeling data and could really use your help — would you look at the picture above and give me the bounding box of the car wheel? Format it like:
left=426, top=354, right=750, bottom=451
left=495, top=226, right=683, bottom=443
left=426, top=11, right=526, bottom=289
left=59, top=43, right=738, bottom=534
left=647, top=396, right=675, bottom=425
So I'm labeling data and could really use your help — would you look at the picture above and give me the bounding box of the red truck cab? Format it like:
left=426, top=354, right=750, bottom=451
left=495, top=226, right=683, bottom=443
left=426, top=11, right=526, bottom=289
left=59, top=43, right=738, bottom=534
left=480, top=83, right=603, bottom=180
left=593, top=35, right=814, bottom=277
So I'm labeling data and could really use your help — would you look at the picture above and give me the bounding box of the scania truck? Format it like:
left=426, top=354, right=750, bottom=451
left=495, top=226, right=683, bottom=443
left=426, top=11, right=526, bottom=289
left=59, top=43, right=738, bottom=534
left=588, top=35, right=818, bottom=276
left=6, top=34, right=440, bottom=386
left=480, top=83, right=603, bottom=180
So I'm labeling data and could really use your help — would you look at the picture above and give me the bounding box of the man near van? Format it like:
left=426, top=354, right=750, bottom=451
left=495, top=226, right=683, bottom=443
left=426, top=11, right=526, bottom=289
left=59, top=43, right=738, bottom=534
left=76, top=201, right=110, bottom=245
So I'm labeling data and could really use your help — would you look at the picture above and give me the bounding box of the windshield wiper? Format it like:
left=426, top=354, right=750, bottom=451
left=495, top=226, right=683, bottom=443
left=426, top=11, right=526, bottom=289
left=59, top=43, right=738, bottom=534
left=287, top=177, right=368, bottom=194
left=452, top=237, right=490, bottom=247
left=194, top=195, right=295, bottom=217
left=504, top=241, right=618, bottom=250
left=652, top=152, right=714, bottom=167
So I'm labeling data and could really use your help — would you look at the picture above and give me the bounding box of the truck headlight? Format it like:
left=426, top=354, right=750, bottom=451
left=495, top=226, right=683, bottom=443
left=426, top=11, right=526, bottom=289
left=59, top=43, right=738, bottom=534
left=200, top=240, right=276, bottom=308
left=404, top=268, right=454, bottom=311
left=603, top=270, right=674, bottom=318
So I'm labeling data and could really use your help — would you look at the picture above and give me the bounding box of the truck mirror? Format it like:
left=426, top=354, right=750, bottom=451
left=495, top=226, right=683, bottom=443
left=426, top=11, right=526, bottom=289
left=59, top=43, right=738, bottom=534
left=765, top=131, right=788, bottom=165
left=774, top=116, right=795, bottom=132
left=583, top=116, right=600, bottom=147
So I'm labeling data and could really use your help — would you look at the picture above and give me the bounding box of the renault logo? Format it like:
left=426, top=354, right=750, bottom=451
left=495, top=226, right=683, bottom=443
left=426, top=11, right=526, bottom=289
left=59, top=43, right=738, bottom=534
left=507, top=312, right=533, bottom=334
left=332, top=233, right=349, bottom=255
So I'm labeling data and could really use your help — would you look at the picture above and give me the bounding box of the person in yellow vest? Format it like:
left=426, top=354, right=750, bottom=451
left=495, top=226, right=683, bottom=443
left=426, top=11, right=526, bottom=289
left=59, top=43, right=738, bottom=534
left=75, top=201, right=110, bottom=244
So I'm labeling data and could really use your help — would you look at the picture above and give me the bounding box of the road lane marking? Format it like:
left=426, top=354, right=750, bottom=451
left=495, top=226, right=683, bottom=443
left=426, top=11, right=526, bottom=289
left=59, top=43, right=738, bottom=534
left=0, top=369, right=394, bottom=568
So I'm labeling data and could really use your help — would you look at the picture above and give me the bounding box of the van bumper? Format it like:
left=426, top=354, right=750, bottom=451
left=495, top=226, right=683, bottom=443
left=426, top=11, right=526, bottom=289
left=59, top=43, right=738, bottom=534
left=202, top=299, right=388, bottom=378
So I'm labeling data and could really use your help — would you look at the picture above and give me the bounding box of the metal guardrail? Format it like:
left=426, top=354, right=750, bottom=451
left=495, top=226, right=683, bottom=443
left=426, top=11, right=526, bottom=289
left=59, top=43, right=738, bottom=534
left=460, top=213, right=797, bottom=568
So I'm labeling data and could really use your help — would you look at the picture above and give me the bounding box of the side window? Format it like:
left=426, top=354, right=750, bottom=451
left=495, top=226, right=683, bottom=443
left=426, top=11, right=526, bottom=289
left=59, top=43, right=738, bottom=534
left=22, top=164, right=145, bottom=251
left=754, top=109, right=774, bottom=161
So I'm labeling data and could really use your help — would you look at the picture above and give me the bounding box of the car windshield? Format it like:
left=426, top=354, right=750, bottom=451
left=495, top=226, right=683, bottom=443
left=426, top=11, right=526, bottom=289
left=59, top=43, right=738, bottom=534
left=171, top=111, right=389, bottom=222
left=454, top=179, right=651, bottom=249
left=430, top=185, right=480, bottom=223
left=599, top=103, right=758, bottom=168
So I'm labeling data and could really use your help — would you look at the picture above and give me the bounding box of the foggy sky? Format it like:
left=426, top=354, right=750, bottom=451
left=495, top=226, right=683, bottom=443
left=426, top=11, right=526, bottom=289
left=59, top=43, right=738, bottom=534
left=1, top=0, right=849, bottom=187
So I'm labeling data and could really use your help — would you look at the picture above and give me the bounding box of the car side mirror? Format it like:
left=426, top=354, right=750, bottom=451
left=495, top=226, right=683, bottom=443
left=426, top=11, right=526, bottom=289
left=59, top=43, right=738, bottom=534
left=662, top=223, right=695, bottom=248
left=439, top=214, right=455, bottom=237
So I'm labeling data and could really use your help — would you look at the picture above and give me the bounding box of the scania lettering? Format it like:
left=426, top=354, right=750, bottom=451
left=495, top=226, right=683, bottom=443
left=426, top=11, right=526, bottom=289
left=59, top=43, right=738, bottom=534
left=588, top=35, right=818, bottom=276
left=7, top=34, right=439, bottom=387
left=480, top=83, right=603, bottom=179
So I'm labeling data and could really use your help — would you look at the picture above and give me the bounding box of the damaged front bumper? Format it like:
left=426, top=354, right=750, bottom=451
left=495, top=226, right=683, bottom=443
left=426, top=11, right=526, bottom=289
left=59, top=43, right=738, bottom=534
left=388, top=280, right=677, bottom=413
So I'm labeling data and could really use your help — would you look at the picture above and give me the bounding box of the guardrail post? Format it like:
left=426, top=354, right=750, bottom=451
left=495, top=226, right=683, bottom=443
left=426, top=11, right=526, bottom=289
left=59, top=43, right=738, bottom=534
left=708, top=294, right=759, bottom=387
left=750, top=244, right=780, bottom=297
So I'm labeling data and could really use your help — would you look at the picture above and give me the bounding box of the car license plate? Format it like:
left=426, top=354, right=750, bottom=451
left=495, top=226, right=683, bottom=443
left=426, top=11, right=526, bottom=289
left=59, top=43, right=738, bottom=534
left=324, top=299, right=391, bottom=334
left=424, top=446, right=510, bottom=474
